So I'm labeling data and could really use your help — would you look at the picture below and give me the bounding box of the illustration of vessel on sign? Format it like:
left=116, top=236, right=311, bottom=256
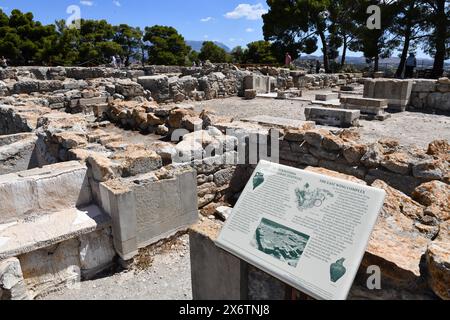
left=253, top=172, right=265, bottom=190
left=295, top=183, right=334, bottom=211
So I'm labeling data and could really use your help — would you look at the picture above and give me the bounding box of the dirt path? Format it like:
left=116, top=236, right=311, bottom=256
left=41, top=235, right=192, bottom=300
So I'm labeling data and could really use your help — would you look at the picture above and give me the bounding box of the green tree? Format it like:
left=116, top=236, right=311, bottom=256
left=422, top=0, right=450, bottom=78
left=198, top=41, right=229, bottom=63
left=114, top=24, right=143, bottom=66
left=231, top=46, right=246, bottom=64
left=263, top=0, right=334, bottom=72
left=244, top=41, right=277, bottom=64
left=143, top=25, right=190, bottom=65
left=77, top=19, right=123, bottom=65
left=0, top=9, right=58, bottom=65
left=392, top=0, right=426, bottom=78
left=349, top=0, right=400, bottom=72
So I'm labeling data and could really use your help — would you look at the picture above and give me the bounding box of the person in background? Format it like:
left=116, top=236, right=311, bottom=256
left=309, top=60, right=314, bottom=74
left=285, top=52, right=292, bottom=68
left=405, top=52, right=417, bottom=78
left=116, top=55, right=123, bottom=68
left=316, top=60, right=321, bottom=74
left=0, top=56, right=7, bottom=68
left=111, top=55, right=117, bottom=68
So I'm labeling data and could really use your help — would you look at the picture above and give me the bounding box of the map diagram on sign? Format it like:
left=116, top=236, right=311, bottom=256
left=251, top=218, right=310, bottom=268
left=295, top=183, right=334, bottom=211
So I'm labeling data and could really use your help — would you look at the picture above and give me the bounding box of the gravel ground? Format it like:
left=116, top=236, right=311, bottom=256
left=41, top=234, right=192, bottom=300
left=193, top=96, right=450, bottom=148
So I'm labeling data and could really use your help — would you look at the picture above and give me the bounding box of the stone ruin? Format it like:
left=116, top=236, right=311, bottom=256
left=0, top=63, right=448, bottom=300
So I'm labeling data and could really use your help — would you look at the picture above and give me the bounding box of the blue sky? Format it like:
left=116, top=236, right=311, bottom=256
left=0, top=0, right=441, bottom=60
left=0, top=0, right=269, bottom=50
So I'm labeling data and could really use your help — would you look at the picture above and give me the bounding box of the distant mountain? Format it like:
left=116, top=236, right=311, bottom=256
left=298, top=55, right=440, bottom=67
left=187, top=40, right=231, bottom=53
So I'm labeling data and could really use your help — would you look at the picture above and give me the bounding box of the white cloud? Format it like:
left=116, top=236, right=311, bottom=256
left=80, top=1, right=94, bottom=6
left=203, top=35, right=209, bottom=39
left=200, top=17, right=213, bottom=22
left=245, top=28, right=254, bottom=32
left=224, top=3, right=267, bottom=20
left=113, top=0, right=121, bottom=7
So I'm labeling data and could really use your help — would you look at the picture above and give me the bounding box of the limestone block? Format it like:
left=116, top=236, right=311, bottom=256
left=190, top=219, right=247, bottom=300
left=304, top=107, right=360, bottom=128
left=137, top=75, right=169, bottom=102
left=19, top=238, right=81, bottom=299
left=316, top=93, right=339, bottom=101
left=244, top=89, right=257, bottom=100
left=99, top=167, right=198, bottom=260
left=0, top=258, right=29, bottom=300
left=79, top=228, right=116, bottom=280
left=244, top=75, right=270, bottom=93
left=426, top=241, right=450, bottom=300
left=0, top=161, right=92, bottom=224
left=412, top=80, right=437, bottom=93
left=427, top=92, right=450, bottom=112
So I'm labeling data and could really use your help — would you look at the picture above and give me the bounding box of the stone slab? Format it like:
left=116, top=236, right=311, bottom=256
left=241, top=115, right=315, bottom=130
left=305, top=107, right=360, bottom=128
left=0, top=161, right=92, bottom=224
left=0, top=205, right=110, bottom=259
left=316, top=93, right=339, bottom=101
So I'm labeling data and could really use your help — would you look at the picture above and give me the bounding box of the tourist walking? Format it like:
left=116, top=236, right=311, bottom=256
left=405, top=53, right=417, bottom=78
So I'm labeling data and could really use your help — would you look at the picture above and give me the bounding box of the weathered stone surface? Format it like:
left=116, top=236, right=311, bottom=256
left=381, top=152, right=414, bottom=175
left=244, top=89, right=257, bottom=100
left=87, top=154, right=120, bottom=182
left=99, top=167, right=198, bottom=260
left=115, top=79, right=144, bottom=99
left=343, top=143, right=367, bottom=165
left=79, top=228, right=116, bottom=280
left=413, top=181, right=450, bottom=222
left=283, top=129, right=305, bottom=142
left=19, top=238, right=81, bottom=299
left=115, top=149, right=162, bottom=177
left=0, top=162, right=92, bottom=224
left=412, top=159, right=447, bottom=180
left=0, top=205, right=110, bottom=260
left=305, top=107, right=360, bottom=127
left=426, top=241, right=450, bottom=300
left=53, top=132, right=88, bottom=149
left=316, top=93, right=339, bottom=101
left=0, top=258, right=29, bottom=300
left=322, top=134, right=345, bottom=151
left=364, top=180, right=429, bottom=285
left=427, top=140, right=449, bottom=158
left=213, top=167, right=235, bottom=187
left=361, top=143, right=384, bottom=168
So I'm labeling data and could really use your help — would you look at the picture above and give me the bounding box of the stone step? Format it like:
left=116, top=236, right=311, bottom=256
left=304, top=106, right=360, bottom=128
left=340, top=97, right=389, bottom=115
left=0, top=205, right=110, bottom=259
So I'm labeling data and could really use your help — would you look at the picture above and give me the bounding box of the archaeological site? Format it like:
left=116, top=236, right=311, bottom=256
left=0, top=1, right=449, bottom=305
